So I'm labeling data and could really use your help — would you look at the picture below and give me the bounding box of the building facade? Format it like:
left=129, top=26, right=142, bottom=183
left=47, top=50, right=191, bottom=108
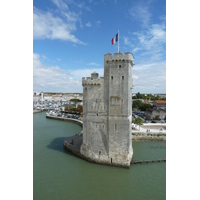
left=153, top=100, right=166, bottom=108
left=80, top=52, right=134, bottom=167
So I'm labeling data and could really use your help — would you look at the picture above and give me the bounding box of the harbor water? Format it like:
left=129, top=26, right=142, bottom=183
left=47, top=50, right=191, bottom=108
left=33, top=112, right=166, bottom=200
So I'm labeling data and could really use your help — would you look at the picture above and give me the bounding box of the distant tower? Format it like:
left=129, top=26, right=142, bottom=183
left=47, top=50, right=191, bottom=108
left=81, top=52, right=134, bottom=167
left=41, top=91, right=44, bottom=102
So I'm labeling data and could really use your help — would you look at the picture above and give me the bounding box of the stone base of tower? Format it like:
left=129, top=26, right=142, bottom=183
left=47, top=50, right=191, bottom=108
left=80, top=143, right=133, bottom=168
left=63, top=133, right=133, bottom=168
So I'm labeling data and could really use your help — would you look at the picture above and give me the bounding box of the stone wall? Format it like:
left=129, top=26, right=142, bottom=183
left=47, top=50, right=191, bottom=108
left=81, top=52, right=134, bottom=167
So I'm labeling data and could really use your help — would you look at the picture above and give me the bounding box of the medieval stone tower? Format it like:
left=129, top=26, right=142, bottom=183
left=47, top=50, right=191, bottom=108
left=80, top=52, right=134, bottom=167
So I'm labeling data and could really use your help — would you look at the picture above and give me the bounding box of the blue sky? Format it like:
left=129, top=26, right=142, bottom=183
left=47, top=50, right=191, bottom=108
left=33, top=0, right=166, bottom=94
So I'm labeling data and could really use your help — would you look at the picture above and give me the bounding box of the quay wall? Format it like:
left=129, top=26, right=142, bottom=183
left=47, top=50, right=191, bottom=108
left=46, top=114, right=83, bottom=128
left=132, top=135, right=166, bottom=141
left=33, top=110, right=42, bottom=114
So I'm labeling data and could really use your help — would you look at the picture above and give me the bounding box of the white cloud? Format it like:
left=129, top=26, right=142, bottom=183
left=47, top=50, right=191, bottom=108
left=96, top=20, right=101, bottom=27
left=132, top=47, right=140, bottom=53
left=123, top=23, right=165, bottom=63
left=128, top=0, right=166, bottom=56
left=33, top=53, right=103, bottom=93
left=33, top=53, right=81, bottom=92
left=134, top=23, right=166, bottom=50
left=52, top=0, right=69, bottom=11
left=76, top=2, right=91, bottom=11
left=86, top=22, right=92, bottom=27
left=132, top=61, right=166, bottom=93
left=87, top=62, right=101, bottom=67
left=33, top=52, right=165, bottom=94
left=132, top=75, right=138, bottom=79
left=33, top=5, right=86, bottom=44
left=129, top=1, right=151, bottom=27
left=124, top=37, right=129, bottom=45
left=72, top=68, right=104, bottom=80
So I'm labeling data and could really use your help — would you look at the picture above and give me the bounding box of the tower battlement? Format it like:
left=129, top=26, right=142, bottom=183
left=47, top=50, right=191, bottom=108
left=104, top=52, right=134, bottom=66
left=82, top=77, right=104, bottom=86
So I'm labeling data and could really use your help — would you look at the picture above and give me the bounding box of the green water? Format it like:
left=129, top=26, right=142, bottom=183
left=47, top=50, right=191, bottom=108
left=34, top=112, right=166, bottom=200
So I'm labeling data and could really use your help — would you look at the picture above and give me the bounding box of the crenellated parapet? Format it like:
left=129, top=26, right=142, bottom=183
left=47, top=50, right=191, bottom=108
left=104, top=52, right=134, bottom=66
left=82, top=77, right=104, bottom=86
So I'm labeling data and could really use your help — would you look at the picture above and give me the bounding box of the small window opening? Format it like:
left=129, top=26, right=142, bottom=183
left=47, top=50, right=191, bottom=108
left=99, top=151, right=101, bottom=155
left=122, top=76, right=124, bottom=80
left=85, top=87, right=87, bottom=90
left=111, top=76, right=113, bottom=80
left=91, top=78, right=93, bottom=80
left=115, top=124, right=117, bottom=131
left=97, top=113, right=98, bottom=116
left=121, top=99, right=123, bottom=103
left=111, top=158, right=112, bottom=163
left=119, top=65, right=121, bottom=68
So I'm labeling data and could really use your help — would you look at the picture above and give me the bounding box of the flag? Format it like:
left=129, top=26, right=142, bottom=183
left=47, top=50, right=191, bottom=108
left=111, top=33, right=118, bottom=45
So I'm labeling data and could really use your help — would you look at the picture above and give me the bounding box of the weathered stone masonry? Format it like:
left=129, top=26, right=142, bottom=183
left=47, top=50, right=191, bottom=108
left=80, top=52, right=134, bottom=167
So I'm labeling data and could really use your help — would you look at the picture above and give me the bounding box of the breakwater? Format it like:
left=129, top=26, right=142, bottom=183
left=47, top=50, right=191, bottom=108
left=131, top=159, right=166, bottom=164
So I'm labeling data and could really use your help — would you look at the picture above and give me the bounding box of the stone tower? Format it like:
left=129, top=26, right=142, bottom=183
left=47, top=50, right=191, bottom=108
left=80, top=52, right=134, bottom=167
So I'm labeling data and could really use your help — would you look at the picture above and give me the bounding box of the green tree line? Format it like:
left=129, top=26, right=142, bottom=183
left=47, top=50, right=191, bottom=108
left=132, top=100, right=153, bottom=111
left=132, top=92, right=166, bottom=100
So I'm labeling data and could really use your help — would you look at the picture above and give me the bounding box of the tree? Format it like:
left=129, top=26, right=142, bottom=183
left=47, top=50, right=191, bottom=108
left=155, top=115, right=160, bottom=120
left=70, top=98, right=82, bottom=103
left=76, top=105, right=83, bottom=114
left=134, top=117, right=143, bottom=131
left=65, top=105, right=70, bottom=112
left=136, top=92, right=142, bottom=99
left=132, top=100, right=143, bottom=109
left=132, top=100, right=153, bottom=111
left=140, top=103, right=153, bottom=111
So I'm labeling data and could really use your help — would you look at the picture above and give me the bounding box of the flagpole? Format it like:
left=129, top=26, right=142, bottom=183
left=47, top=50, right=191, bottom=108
left=118, top=29, right=119, bottom=53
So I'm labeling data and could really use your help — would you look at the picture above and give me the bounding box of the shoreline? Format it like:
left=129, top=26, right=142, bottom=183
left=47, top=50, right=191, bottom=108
left=33, top=109, right=43, bottom=114
left=45, top=112, right=166, bottom=141
left=132, top=135, right=166, bottom=141
left=45, top=113, right=83, bottom=127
